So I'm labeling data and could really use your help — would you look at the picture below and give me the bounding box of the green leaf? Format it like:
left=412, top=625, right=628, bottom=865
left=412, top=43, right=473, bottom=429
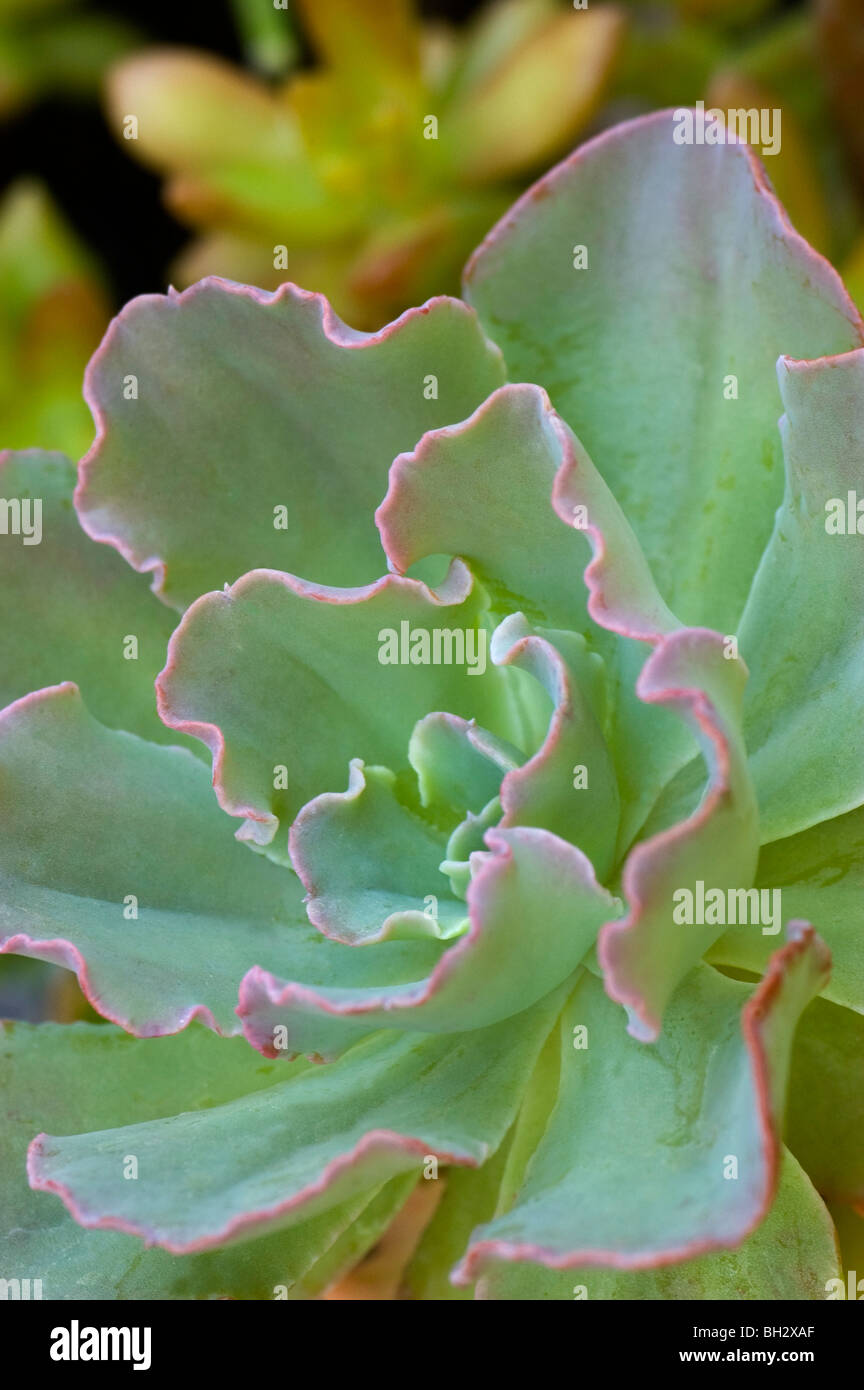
left=157, top=563, right=513, bottom=855
left=785, top=997, right=864, bottom=1205
left=475, top=1152, right=841, bottom=1300
left=377, top=381, right=689, bottom=848
left=77, top=279, right=504, bottom=610
left=0, top=683, right=442, bottom=1035
left=490, top=615, right=619, bottom=879
left=240, top=823, right=616, bottom=1058
left=29, top=989, right=565, bottom=1253
left=0, top=1019, right=412, bottom=1299
left=408, top=1003, right=564, bottom=1300
left=739, top=350, right=864, bottom=841
left=408, top=710, right=521, bottom=818
left=0, top=449, right=192, bottom=749
left=709, top=803, right=864, bottom=1015
left=600, top=628, right=758, bottom=1040
left=455, top=928, right=829, bottom=1283
left=464, top=111, right=862, bottom=633
left=290, top=760, right=466, bottom=944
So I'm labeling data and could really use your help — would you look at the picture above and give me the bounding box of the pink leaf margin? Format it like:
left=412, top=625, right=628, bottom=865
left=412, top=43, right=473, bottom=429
left=453, top=921, right=831, bottom=1284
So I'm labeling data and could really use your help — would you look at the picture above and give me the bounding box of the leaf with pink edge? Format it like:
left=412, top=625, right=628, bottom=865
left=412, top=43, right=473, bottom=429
left=710, top=803, right=864, bottom=1016
left=739, top=350, right=864, bottom=842
left=600, top=628, right=758, bottom=1041
left=377, top=380, right=689, bottom=847
left=238, top=825, right=618, bottom=1060
left=76, top=278, right=505, bottom=610
left=464, top=110, right=862, bottom=633
left=156, top=562, right=512, bottom=856
left=28, top=989, right=566, bottom=1254
left=455, top=924, right=830, bottom=1284
left=0, top=450, right=193, bottom=750
left=289, top=760, right=466, bottom=945
left=491, top=614, right=619, bottom=879
left=474, top=1152, right=840, bottom=1300
left=0, top=1019, right=416, bottom=1299
left=0, top=684, right=443, bottom=1036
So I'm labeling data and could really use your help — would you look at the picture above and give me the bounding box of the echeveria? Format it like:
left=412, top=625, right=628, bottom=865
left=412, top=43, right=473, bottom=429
left=2, top=110, right=864, bottom=1301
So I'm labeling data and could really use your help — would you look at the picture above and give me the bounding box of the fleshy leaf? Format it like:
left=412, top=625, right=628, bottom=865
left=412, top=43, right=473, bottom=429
left=76, top=278, right=505, bottom=609
left=105, top=49, right=305, bottom=178
left=377, top=382, right=674, bottom=636
left=710, top=804, right=864, bottom=1016
left=377, top=380, right=689, bottom=846
left=455, top=926, right=830, bottom=1283
left=408, top=710, right=520, bottom=817
left=410, top=1004, right=564, bottom=1300
left=294, top=0, right=420, bottom=95
left=28, top=990, right=565, bottom=1254
left=239, top=827, right=617, bottom=1059
left=474, top=1152, right=840, bottom=1300
left=442, top=796, right=502, bottom=899
left=599, top=628, right=758, bottom=1040
left=785, top=997, right=864, bottom=1206
left=464, top=109, right=863, bottom=633
left=406, top=612, right=621, bottom=878
left=491, top=615, right=619, bottom=879
left=157, top=562, right=511, bottom=854
left=444, top=4, right=623, bottom=183
left=1, top=1019, right=414, bottom=1299
left=0, top=449, right=193, bottom=750
left=0, top=683, right=443, bottom=1035
left=738, top=349, right=864, bottom=841
left=289, top=760, right=466, bottom=944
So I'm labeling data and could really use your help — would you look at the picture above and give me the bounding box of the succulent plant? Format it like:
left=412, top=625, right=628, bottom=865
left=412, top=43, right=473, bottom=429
left=3, top=109, right=864, bottom=1301
left=105, top=0, right=623, bottom=328
left=0, top=178, right=109, bottom=461
left=0, top=0, right=137, bottom=119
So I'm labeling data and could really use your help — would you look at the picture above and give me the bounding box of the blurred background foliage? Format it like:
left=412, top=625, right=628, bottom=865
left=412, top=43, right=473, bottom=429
left=1, top=0, right=864, bottom=447
left=96, top=0, right=864, bottom=323
left=3, top=0, right=864, bottom=1295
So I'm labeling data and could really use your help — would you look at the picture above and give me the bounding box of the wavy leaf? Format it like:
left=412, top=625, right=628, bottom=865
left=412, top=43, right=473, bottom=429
left=739, top=349, right=864, bottom=841
left=378, top=381, right=688, bottom=847
left=77, top=279, right=504, bottom=609
left=710, top=803, right=864, bottom=1016
left=157, top=562, right=512, bottom=855
left=464, top=110, right=862, bottom=633
left=600, top=628, right=758, bottom=1041
left=0, top=684, right=442, bottom=1035
left=0, top=1019, right=412, bottom=1299
left=240, top=826, right=617, bottom=1059
left=455, top=927, right=829, bottom=1283
left=29, top=989, right=565, bottom=1253
left=0, top=449, right=191, bottom=749
left=475, top=1152, right=840, bottom=1300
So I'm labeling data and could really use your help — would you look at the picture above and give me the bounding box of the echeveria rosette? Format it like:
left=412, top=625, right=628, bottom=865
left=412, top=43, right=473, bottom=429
left=2, top=111, right=864, bottom=1301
